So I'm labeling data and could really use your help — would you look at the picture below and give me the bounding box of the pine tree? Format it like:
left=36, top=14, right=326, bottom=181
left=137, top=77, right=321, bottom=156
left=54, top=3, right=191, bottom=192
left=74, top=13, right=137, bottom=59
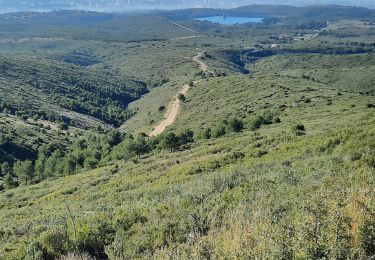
left=3, top=173, right=16, bottom=189
left=161, top=133, right=179, bottom=152
left=13, top=160, right=34, bottom=185
left=34, top=153, right=47, bottom=180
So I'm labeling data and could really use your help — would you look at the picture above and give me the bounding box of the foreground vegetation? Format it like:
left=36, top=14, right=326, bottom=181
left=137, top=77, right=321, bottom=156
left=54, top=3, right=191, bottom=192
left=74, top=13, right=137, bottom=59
left=1, top=93, right=374, bottom=258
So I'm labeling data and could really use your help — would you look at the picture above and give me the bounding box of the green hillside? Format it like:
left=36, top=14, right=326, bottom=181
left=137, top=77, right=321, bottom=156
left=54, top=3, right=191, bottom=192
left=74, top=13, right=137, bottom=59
left=0, top=55, right=146, bottom=127
left=0, top=75, right=374, bottom=258
left=0, top=5, right=374, bottom=259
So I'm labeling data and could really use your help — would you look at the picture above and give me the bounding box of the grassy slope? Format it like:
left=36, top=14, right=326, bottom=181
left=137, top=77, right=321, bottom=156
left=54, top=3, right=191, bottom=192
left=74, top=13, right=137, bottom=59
left=0, top=55, right=147, bottom=125
left=0, top=112, right=90, bottom=163
left=0, top=52, right=374, bottom=258
left=0, top=13, right=200, bottom=162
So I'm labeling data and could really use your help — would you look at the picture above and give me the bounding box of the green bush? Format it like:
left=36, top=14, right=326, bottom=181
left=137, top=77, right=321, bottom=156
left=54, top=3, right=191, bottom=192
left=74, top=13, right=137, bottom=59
left=227, top=118, right=244, bottom=133
left=247, top=111, right=279, bottom=131
left=360, top=217, right=375, bottom=257
left=197, top=128, right=211, bottom=140
left=74, top=216, right=115, bottom=259
left=212, top=125, right=226, bottom=138
left=31, top=228, right=70, bottom=260
left=292, top=124, right=306, bottom=136
left=178, top=93, right=186, bottom=102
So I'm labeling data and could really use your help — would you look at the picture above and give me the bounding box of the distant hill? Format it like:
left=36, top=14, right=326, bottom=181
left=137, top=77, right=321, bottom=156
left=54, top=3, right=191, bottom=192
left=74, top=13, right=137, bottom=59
left=0, top=0, right=374, bottom=13
left=159, top=4, right=375, bottom=23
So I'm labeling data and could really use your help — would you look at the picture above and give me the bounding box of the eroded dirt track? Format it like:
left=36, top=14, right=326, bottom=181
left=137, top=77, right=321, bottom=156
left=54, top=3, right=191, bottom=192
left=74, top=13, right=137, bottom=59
left=149, top=53, right=208, bottom=136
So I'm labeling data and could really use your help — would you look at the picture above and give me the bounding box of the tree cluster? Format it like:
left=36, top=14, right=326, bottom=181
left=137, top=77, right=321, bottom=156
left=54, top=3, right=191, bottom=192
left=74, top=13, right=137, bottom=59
left=0, top=129, right=196, bottom=190
left=197, top=117, right=244, bottom=140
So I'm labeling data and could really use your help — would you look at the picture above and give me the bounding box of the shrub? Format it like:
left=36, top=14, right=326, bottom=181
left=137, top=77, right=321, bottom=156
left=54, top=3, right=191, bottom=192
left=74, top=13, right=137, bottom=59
left=197, top=128, right=211, bottom=140
left=178, top=130, right=194, bottom=147
left=127, top=135, right=152, bottom=157
left=363, top=146, right=375, bottom=168
left=25, top=241, right=44, bottom=260
left=83, top=157, right=98, bottom=170
left=227, top=118, right=244, bottom=133
left=60, top=252, right=93, bottom=260
left=58, top=122, right=69, bottom=131
left=211, top=125, right=226, bottom=138
left=34, top=228, right=70, bottom=259
left=248, top=115, right=264, bottom=131
left=74, top=217, right=115, bottom=259
left=360, top=217, right=375, bottom=257
left=292, top=124, right=306, bottom=136
left=161, top=132, right=179, bottom=152
left=177, top=93, right=186, bottom=102
left=247, top=111, right=279, bottom=131
left=3, top=173, right=17, bottom=189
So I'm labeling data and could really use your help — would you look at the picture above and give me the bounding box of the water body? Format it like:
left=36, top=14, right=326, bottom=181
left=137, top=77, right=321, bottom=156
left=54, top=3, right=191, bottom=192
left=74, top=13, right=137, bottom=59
left=195, top=16, right=263, bottom=25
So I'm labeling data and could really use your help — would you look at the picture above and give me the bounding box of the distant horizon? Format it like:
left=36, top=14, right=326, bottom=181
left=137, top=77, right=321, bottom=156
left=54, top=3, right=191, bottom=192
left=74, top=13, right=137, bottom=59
left=0, top=0, right=374, bottom=14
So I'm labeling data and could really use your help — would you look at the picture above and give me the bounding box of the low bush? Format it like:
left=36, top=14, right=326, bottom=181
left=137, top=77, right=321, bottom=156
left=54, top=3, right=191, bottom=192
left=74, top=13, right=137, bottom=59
left=292, top=124, right=306, bottom=136
left=247, top=111, right=280, bottom=131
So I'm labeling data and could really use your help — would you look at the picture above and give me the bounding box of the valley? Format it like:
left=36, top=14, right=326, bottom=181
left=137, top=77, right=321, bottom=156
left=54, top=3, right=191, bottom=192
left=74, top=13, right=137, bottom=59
left=0, top=4, right=374, bottom=259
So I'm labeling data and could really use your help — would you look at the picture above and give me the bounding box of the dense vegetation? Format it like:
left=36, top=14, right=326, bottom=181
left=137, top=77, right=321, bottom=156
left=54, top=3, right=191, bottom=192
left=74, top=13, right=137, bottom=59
left=0, top=5, right=374, bottom=259
left=0, top=55, right=147, bottom=126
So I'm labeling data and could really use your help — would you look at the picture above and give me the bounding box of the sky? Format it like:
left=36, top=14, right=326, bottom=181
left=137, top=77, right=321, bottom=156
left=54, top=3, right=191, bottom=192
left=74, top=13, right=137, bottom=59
left=0, top=0, right=374, bottom=13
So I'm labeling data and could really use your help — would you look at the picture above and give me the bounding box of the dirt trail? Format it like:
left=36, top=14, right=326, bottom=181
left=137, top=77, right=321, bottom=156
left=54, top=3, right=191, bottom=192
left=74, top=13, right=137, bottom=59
left=171, top=35, right=201, bottom=41
left=171, top=21, right=200, bottom=34
left=192, top=52, right=210, bottom=73
left=149, top=52, right=208, bottom=137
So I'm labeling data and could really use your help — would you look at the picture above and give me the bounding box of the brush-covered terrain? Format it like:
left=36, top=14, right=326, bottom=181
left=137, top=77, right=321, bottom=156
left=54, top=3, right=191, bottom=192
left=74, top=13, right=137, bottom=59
left=0, top=5, right=374, bottom=259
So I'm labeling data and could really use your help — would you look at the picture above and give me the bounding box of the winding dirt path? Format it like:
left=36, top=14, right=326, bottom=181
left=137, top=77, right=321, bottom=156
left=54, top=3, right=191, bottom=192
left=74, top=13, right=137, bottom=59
left=171, top=21, right=200, bottom=34
left=149, top=52, right=208, bottom=137
left=193, top=52, right=209, bottom=72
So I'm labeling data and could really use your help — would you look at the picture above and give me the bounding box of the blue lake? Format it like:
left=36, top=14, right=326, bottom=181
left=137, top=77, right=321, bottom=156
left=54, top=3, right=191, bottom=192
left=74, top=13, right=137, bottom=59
left=195, top=16, right=263, bottom=25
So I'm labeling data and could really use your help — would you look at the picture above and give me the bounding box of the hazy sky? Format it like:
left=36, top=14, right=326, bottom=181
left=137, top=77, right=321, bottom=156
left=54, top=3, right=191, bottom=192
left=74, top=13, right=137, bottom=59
left=0, top=0, right=374, bottom=13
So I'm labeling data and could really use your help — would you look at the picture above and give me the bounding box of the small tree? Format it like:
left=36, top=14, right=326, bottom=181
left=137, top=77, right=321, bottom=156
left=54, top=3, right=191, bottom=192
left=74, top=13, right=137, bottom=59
left=63, top=155, right=77, bottom=175
left=3, top=173, right=17, bottom=189
left=2, top=162, right=16, bottom=189
left=44, top=150, right=63, bottom=177
left=178, top=130, right=194, bottom=146
left=1, top=162, right=11, bottom=176
left=128, top=135, right=151, bottom=157
left=13, top=160, right=34, bottom=185
left=161, top=133, right=179, bottom=152
left=106, top=130, right=123, bottom=147
left=34, top=152, right=47, bottom=180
